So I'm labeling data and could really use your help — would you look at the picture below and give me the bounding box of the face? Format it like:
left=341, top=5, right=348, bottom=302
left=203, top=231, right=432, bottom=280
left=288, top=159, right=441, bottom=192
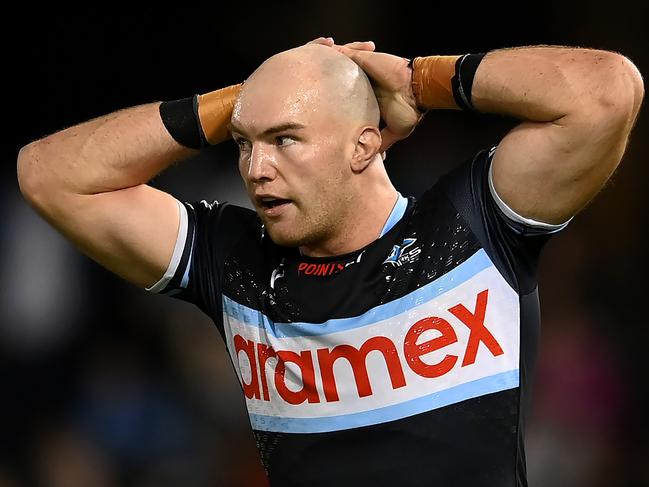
left=230, top=72, right=357, bottom=249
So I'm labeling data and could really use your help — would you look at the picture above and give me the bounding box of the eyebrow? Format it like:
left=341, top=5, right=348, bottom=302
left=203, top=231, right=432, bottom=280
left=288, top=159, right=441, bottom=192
left=228, top=122, right=307, bottom=138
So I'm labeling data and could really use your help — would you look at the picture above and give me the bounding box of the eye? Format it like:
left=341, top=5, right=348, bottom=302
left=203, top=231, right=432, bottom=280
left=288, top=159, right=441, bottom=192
left=234, top=137, right=251, bottom=152
left=276, top=135, right=296, bottom=147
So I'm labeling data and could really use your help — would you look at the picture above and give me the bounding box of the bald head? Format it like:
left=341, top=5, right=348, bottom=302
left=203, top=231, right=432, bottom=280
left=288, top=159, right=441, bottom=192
left=236, top=43, right=380, bottom=128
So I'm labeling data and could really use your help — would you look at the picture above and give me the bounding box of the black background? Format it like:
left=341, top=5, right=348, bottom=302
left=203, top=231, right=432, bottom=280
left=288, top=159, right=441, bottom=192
left=3, top=2, right=648, bottom=486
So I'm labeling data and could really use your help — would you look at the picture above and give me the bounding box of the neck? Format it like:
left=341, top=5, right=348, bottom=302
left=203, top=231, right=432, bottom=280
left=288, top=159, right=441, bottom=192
left=299, top=178, right=399, bottom=258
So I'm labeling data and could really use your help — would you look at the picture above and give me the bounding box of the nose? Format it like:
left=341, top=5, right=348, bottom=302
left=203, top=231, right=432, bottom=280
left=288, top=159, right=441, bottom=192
left=247, top=143, right=277, bottom=183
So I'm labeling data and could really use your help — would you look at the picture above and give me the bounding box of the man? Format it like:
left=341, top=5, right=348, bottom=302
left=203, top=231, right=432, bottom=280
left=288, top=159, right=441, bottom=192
left=17, top=38, right=643, bottom=486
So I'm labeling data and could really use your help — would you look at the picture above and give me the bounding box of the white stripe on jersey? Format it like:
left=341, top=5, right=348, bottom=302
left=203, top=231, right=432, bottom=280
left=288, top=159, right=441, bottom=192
left=146, top=199, right=189, bottom=293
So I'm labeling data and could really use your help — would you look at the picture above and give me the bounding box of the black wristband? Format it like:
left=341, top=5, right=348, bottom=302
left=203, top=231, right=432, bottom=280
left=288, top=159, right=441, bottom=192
left=159, top=95, right=208, bottom=150
left=451, top=53, right=486, bottom=111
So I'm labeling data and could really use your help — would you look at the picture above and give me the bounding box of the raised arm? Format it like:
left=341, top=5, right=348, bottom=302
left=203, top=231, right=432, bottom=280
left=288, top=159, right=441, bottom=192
left=16, top=84, right=241, bottom=289
left=331, top=41, right=644, bottom=225
left=470, top=46, right=643, bottom=224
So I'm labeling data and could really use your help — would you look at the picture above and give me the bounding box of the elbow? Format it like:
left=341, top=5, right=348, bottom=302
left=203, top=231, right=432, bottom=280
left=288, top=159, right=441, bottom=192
left=17, top=141, right=52, bottom=211
left=619, top=54, right=644, bottom=123
left=17, top=143, right=38, bottom=201
left=591, top=52, right=644, bottom=129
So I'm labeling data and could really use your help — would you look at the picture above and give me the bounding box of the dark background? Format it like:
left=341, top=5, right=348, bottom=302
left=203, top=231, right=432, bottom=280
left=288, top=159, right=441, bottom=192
left=2, top=3, right=647, bottom=486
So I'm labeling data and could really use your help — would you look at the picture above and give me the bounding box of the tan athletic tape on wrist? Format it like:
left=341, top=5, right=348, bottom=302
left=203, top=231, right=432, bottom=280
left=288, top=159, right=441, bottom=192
left=411, top=55, right=461, bottom=110
left=197, top=83, right=243, bottom=145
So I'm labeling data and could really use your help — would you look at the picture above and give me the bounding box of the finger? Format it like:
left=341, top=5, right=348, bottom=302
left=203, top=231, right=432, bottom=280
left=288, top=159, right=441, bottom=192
left=307, top=37, right=333, bottom=46
left=307, top=37, right=334, bottom=47
left=379, top=129, right=402, bottom=153
left=334, top=48, right=398, bottom=81
left=341, top=41, right=375, bottom=52
left=332, top=44, right=370, bottom=63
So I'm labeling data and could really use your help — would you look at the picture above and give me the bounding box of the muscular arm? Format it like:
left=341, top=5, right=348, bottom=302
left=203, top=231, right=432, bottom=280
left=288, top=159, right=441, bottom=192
left=472, top=46, right=644, bottom=224
left=17, top=102, right=197, bottom=289
left=330, top=41, right=644, bottom=225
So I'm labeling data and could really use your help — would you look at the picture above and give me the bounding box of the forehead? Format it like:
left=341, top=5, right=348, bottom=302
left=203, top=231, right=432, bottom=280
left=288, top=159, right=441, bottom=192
left=232, top=75, right=334, bottom=134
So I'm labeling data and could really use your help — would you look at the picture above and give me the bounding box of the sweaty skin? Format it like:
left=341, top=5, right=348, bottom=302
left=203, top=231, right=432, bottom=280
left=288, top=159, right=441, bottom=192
left=230, top=44, right=396, bottom=257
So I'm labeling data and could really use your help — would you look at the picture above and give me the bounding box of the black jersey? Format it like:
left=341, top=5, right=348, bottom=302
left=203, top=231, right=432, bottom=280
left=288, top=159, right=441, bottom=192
left=148, top=147, right=567, bottom=487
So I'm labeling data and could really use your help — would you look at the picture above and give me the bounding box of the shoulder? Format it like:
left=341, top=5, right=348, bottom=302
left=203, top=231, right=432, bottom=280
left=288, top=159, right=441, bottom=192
left=184, top=200, right=263, bottom=268
left=186, top=200, right=260, bottom=235
left=417, top=147, right=566, bottom=293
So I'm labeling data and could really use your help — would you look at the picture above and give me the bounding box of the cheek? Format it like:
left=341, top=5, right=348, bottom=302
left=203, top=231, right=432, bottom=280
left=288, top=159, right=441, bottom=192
left=300, top=138, right=349, bottom=178
left=281, top=136, right=351, bottom=202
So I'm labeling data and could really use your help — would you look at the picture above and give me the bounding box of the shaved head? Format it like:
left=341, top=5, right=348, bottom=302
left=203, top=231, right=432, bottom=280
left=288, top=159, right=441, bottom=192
left=236, top=44, right=380, bottom=129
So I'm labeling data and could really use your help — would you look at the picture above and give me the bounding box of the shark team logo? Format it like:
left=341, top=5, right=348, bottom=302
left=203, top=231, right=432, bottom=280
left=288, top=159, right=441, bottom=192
left=383, top=237, right=421, bottom=267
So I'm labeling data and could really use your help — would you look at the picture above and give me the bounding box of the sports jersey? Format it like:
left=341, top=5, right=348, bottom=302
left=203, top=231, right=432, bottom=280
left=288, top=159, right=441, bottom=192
left=147, top=146, right=568, bottom=486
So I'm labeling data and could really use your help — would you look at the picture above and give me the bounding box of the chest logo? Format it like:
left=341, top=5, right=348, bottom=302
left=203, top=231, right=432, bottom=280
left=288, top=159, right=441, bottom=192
left=383, top=237, right=421, bottom=267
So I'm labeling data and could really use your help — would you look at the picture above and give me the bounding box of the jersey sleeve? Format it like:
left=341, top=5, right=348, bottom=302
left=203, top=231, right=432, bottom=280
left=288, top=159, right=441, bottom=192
left=437, top=145, right=571, bottom=294
left=484, top=146, right=572, bottom=236
left=144, top=198, right=246, bottom=319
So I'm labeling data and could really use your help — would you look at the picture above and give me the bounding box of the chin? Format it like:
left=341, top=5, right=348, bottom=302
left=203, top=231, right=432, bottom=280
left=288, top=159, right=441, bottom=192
left=264, top=225, right=304, bottom=248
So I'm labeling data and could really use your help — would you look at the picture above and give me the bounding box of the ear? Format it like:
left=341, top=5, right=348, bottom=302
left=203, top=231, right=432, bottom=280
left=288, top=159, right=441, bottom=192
left=350, top=126, right=382, bottom=173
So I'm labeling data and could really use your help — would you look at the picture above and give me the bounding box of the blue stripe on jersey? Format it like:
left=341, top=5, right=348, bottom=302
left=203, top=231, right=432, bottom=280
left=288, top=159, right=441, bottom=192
left=179, top=223, right=196, bottom=290
left=222, top=248, right=493, bottom=338
left=248, top=369, right=519, bottom=433
left=180, top=236, right=194, bottom=289
left=379, top=193, right=408, bottom=237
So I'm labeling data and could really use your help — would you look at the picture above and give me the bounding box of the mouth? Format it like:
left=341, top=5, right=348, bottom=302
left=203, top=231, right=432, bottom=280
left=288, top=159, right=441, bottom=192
left=257, top=197, right=293, bottom=217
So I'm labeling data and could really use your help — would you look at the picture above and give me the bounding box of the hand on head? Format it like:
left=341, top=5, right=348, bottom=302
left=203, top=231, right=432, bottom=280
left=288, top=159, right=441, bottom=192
left=308, top=37, right=424, bottom=154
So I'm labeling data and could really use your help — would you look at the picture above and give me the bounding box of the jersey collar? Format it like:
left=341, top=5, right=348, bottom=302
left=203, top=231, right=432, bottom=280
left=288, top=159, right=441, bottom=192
left=379, top=192, right=408, bottom=238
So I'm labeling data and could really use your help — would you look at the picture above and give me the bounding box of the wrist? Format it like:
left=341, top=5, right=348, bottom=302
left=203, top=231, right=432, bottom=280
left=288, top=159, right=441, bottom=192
left=197, top=83, right=243, bottom=145
left=159, top=83, right=243, bottom=150
left=411, top=53, right=486, bottom=111
left=451, top=53, right=487, bottom=111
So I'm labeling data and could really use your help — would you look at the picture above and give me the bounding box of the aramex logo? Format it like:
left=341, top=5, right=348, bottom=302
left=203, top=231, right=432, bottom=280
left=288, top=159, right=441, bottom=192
left=224, top=249, right=520, bottom=432
left=233, top=289, right=504, bottom=405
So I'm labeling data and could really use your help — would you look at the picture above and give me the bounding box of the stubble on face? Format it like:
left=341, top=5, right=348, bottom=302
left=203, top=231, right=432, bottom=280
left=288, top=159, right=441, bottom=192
left=260, top=142, right=354, bottom=250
